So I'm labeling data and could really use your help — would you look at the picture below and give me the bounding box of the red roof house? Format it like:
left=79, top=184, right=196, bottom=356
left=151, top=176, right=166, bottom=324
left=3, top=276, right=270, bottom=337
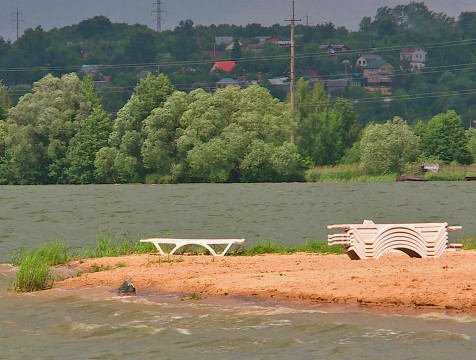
left=210, top=61, right=236, bottom=73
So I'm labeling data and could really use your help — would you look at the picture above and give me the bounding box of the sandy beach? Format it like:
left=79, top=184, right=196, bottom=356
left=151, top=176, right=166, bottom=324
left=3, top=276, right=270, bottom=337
left=57, top=251, right=476, bottom=314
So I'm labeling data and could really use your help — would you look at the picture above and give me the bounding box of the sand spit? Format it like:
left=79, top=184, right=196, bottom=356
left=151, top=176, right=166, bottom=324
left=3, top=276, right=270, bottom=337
left=57, top=251, right=476, bottom=314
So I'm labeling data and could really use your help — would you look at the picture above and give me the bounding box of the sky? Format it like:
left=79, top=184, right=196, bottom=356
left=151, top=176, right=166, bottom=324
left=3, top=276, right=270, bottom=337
left=1, top=0, right=475, bottom=41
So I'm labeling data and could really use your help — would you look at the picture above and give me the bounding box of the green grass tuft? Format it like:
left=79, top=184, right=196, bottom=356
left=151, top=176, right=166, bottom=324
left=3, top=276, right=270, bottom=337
left=296, top=239, right=345, bottom=254
left=10, top=253, right=53, bottom=292
left=459, top=234, right=476, bottom=250
left=241, top=240, right=295, bottom=255
left=79, top=228, right=155, bottom=258
left=10, top=240, right=72, bottom=292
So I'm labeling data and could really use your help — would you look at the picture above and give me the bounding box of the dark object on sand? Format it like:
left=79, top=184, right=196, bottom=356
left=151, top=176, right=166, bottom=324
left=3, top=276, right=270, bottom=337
left=465, top=175, right=476, bottom=181
left=118, top=278, right=136, bottom=295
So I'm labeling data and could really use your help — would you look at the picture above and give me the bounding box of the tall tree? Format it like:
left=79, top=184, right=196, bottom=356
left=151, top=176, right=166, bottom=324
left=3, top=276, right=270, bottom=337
left=0, top=82, right=11, bottom=121
left=294, top=79, right=360, bottom=166
left=360, top=117, right=420, bottom=175
left=3, top=73, right=109, bottom=184
left=97, top=74, right=174, bottom=182
left=66, top=77, right=112, bottom=183
left=420, top=110, right=472, bottom=164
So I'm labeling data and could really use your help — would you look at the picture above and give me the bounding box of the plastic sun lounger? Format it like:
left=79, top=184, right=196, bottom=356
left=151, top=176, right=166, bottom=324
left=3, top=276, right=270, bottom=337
left=327, top=220, right=462, bottom=260
left=140, top=238, right=245, bottom=256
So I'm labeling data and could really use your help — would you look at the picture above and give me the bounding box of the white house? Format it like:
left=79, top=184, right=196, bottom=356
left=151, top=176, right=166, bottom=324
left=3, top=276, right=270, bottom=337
left=399, top=47, right=427, bottom=70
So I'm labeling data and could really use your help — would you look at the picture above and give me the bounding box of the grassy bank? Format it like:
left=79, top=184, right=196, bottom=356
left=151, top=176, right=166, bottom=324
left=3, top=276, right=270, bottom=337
left=306, top=165, right=396, bottom=183
left=9, top=230, right=476, bottom=292
left=306, top=163, right=476, bottom=183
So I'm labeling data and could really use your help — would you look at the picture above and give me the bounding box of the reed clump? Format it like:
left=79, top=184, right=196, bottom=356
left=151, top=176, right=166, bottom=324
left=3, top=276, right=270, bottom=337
left=10, top=240, right=71, bottom=292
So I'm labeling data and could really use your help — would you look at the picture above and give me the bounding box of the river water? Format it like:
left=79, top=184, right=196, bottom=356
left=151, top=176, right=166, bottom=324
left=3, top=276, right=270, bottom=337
left=0, top=183, right=475, bottom=359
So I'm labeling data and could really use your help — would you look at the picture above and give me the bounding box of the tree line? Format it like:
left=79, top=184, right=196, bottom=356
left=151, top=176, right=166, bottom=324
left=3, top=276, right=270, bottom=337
left=0, top=73, right=474, bottom=184
left=0, top=2, right=475, bottom=125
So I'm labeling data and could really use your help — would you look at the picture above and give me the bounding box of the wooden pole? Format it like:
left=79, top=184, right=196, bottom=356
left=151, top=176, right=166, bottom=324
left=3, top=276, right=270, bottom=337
left=286, top=0, right=300, bottom=144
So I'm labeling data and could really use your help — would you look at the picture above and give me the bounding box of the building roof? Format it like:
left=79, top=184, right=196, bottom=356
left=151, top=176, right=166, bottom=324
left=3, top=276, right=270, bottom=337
left=320, top=44, right=350, bottom=51
left=399, top=47, right=417, bottom=54
left=216, top=78, right=238, bottom=85
left=326, top=79, right=348, bottom=87
left=212, top=61, right=236, bottom=72
left=365, top=60, right=391, bottom=69
left=80, top=65, right=99, bottom=74
left=268, top=77, right=288, bottom=86
left=358, top=54, right=382, bottom=62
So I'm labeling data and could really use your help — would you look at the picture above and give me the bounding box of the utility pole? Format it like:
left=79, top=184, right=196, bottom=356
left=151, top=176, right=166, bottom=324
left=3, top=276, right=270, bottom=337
left=285, top=0, right=300, bottom=144
left=152, top=1, right=166, bottom=32
left=12, top=8, right=24, bottom=41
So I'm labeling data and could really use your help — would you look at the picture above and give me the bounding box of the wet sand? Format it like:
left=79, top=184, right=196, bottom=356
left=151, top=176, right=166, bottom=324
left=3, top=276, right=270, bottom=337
left=57, top=251, right=476, bottom=314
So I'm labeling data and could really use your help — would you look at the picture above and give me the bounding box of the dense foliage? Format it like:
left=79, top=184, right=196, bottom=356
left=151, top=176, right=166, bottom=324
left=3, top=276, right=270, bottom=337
left=0, top=3, right=475, bottom=124
left=0, top=3, right=475, bottom=183
left=360, top=117, right=420, bottom=174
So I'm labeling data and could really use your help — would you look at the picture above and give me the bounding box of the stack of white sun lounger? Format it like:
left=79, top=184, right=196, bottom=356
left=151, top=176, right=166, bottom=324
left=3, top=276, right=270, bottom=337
left=328, top=220, right=462, bottom=260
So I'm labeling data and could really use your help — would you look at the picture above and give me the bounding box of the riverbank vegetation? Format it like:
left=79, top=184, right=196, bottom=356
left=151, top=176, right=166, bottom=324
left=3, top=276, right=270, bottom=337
left=9, top=229, right=476, bottom=292
left=1, top=3, right=476, bottom=184
left=0, top=74, right=474, bottom=185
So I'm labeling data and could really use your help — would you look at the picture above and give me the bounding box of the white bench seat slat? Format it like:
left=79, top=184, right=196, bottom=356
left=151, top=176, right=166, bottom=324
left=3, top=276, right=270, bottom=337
left=140, top=238, right=245, bottom=256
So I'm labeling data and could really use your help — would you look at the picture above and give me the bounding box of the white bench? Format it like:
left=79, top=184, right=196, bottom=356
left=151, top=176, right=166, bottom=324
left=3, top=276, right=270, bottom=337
left=140, top=238, right=245, bottom=256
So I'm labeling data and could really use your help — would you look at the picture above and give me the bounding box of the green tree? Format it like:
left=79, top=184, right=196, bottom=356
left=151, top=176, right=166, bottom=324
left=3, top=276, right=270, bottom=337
left=167, top=85, right=302, bottom=182
left=467, top=128, right=476, bottom=159
left=294, top=79, right=360, bottom=166
left=230, top=39, right=242, bottom=59
left=360, top=117, right=420, bottom=175
left=0, top=82, right=11, bottom=121
left=142, top=90, right=191, bottom=177
left=98, top=74, right=175, bottom=182
left=4, top=73, right=109, bottom=184
left=66, top=77, right=112, bottom=183
left=420, top=110, right=472, bottom=164
left=5, top=74, right=86, bottom=183
left=123, top=30, right=157, bottom=64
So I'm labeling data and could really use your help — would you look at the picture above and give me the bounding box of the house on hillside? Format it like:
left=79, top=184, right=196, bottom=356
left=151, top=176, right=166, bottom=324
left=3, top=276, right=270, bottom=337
left=399, top=47, right=427, bottom=71
left=215, top=77, right=239, bottom=90
left=256, top=36, right=283, bottom=45
left=210, top=61, right=236, bottom=73
left=326, top=79, right=348, bottom=94
left=320, top=44, right=351, bottom=56
left=80, top=65, right=99, bottom=75
left=355, top=54, right=383, bottom=67
left=363, top=60, right=393, bottom=87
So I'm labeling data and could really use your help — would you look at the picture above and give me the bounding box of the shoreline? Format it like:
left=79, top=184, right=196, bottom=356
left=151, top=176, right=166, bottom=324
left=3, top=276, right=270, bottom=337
left=56, top=251, right=476, bottom=315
